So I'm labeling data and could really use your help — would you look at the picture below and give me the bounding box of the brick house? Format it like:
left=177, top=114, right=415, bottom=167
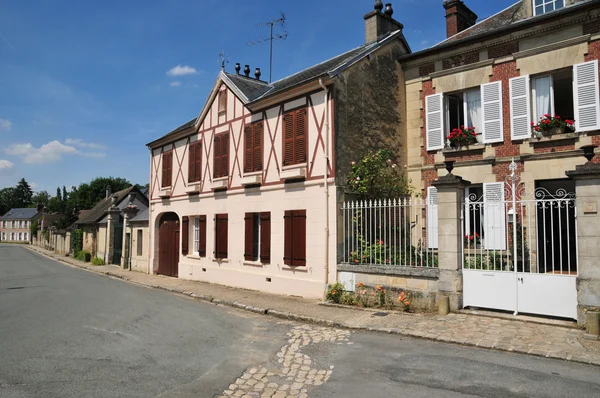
left=146, top=2, right=411, bottom=298
left=0, top=208, right=39, bottom=243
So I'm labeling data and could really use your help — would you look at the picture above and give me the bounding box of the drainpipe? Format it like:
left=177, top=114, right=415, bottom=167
left=319, top=78, right=330, bottom=285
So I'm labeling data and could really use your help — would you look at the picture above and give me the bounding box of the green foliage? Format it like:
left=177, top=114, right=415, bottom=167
left=72, top=229, right=83, bottom=256
left=510, top=219, right=530, bottom=272
left=348, top=238, right=438, bottom=268
left=91, top=257, right=105, bottom=265
left=346, top=149, right=412, bottom=200
left=31, top=191, right=50, bottom=208
left=76, top=250, right=91, bottom=262
left=325, top=283, right=345, bottom=304
left=0, top=178, right=34, bottom=215
left=30, top=220, right=39, bottom=237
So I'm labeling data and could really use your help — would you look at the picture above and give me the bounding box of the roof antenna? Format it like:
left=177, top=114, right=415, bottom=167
left=218, top=51, right=229, bottom=72
left=247, top=12, right=288, bottom=83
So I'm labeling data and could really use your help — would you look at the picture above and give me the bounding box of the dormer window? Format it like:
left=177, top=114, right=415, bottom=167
left=533, top=0, right=564, bottom=16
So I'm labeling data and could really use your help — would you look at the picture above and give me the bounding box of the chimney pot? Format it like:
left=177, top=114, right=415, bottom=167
left=374, top=0, right=384, bottom=11
left=443, top=0, right=477, bottom=38
left=384, top=3, right=393, bottom=17
left=255, top=67, right=261, bottom=80
left=244, top=65, right=250, bottom=77
left=235, top=63, right=241, bottom=74
left=106, top=185, right=112, bottom=199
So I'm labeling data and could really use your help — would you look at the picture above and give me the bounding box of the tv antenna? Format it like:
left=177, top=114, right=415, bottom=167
left=218, top=51, right=229, bottom=71
left=247, top=13, right=288, bottom=83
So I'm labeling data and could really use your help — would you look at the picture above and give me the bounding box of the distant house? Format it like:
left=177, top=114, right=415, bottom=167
left=128, top=207, right=149, bottom=272
left=0, top=208, right=39, bottom=243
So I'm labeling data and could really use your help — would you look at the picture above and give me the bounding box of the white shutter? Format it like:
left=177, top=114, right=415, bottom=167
left=574, top=60, right=600, bottom=132
left=481, top=81, right=504, bottom=143
left=426, top=94, right=444, bottom=150
left=483, top=182, right=506, bottom=250
left=510, top=75, right=531, bottom=140
left=427, top=186, right=438, bottom=249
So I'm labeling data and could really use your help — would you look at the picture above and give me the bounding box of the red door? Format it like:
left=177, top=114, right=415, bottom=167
left=158, top=213, right=180, bottom=277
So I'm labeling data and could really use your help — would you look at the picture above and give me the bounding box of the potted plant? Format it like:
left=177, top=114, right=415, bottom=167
left=531, top=114, right=575, bottom=138
left=447, top=126, right=478, bottom=149
left=464, top=233, right=481, bottom=248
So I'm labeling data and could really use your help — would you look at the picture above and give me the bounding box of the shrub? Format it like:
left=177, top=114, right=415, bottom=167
left=325, top=283, right=345, bottom=304
left=76, top=250, right=91, bottom=262
left=91, top=257, right=105, bottom=265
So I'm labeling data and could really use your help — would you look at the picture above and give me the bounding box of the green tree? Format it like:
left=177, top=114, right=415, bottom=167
left=14, top=178, right=33, bottom=207
left=56, top=187, right=62, bottom=202
left=0, top=187, right=17, bottom=215
left=31, top=190, right=50, bottom=208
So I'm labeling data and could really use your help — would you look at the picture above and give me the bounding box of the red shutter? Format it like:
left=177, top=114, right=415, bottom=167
left=260, top=212, right=270, bottom=264
left=167, top=152, right=173, bottom=186
left=243, top=125, right=253, bottom=173
left=292, top=210, right=306, bottom=266
left=283, top=113, right=294, bottom=166
left=215, top=214, right=228, bottom=259
left=162, top=151, right=173, bottom=187
left=244, top=213, right=254, bottom=261
left=188, top=144, right=195, bottom=183
left=221, top=134, right=229, bottom=177
left=213, top=136, right=221, bottom=179
left=254, top=122, right=262, bottom=171
left=283, top=210, right=292, bottom=265
left=295, top=109, right=307, bottom=164
left=195, top=142, right=202, bottom=182
left=198, top=215, right=206, bottom=257
left=181, top=216, right=189, bottom=255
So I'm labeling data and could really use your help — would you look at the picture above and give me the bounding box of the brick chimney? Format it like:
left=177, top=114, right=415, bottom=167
left=443, top=0, right=478, bottom=38
left=364, top=1, right=404, bottom=44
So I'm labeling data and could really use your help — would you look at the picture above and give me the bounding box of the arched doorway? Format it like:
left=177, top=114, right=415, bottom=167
left=158, top=212, right=180, bottom=277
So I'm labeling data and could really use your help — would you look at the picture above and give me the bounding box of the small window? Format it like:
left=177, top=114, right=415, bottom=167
left=533, top=0, right=564, bottom=16
left=532, top=69, right=574, bottom=123
left=284, top=210, right=306, bottom=266
left=218, top=89, right=227, bottom=115
left=162, top=151, right=173, bottom=188
left=215, top=214, right=228, bottom=259
left=244, top=121, right=263, bottom=173
left=194, top=215, right=207, bottom=257
left=445, top=89, right=483, bottom=143
left=24, top=232, right=28, bottom=241
left=244, top=212, right=271, bottom=263
left=213, top=133, right=229, bottom=179
left=282, top=108, right=307, bottom=166
left=188, top=141, right=202, bottom=183
left=137, top=230, right=143, bottom=256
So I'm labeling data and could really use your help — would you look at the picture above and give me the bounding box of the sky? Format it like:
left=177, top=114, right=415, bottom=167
left=0, top=0, right=518, bottom=194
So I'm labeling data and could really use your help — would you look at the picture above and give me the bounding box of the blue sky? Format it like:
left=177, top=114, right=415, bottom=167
left=0, top=0, right=517, bottom=194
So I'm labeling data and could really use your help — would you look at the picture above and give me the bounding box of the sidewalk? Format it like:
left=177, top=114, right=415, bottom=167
left=26, top=245, right=600, bottom=367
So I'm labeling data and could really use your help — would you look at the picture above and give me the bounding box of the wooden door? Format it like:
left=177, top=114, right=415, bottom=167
left=158, top=213, right=180, bottom=277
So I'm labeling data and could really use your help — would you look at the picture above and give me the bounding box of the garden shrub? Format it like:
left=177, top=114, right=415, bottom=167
left=91, top=257, right=105, bottom=265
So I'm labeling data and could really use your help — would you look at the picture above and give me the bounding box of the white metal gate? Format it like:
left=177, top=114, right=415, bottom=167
left=462, top=159, right=578, bottom=319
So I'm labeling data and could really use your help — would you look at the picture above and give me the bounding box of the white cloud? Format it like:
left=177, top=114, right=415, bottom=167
left=0, top=159, right=13, bottom=169
left=166, top=65, right=199, bottom=77
left=0, top=118, right=12, bottom=131
left=4, top=140, right=105, bottom=164
left=65, top=138, right=106, bottom=149
left=169, top=81, right=182, bottom=87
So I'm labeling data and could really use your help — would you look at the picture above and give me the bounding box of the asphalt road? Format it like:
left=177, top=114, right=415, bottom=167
left=1, top=245, right=600, bottom=398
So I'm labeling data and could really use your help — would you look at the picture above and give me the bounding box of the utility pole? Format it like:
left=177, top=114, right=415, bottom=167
left=247, top=13, right=288, bottom=83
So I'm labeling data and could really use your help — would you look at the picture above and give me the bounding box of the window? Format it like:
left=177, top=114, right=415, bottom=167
left=137, top=230, right=143, bottom=256
left=24, top=232, right=28, bottom=241
left=445, top=89, right=483, bottom=143
left=283, top=108, right=307, bottom=166
left=188, top=141, right=202, bottom=183
left=532, top=69, right=574, bottom=123
left=426, top=81, right=503, bottom=150
left=533, top=0, right=564, bottom=16
left=244, top=212, right=271, bottom=263
left=193, top=215, right=207, bottom=257
left=215, top=214, right=228, bottom=259
left=284, top=210, right=306, bottom=266
left=213, top=133, right=229, bottom=179
left=18, top=232, right=22, bottom=241
left=244, top=121, right=263, bottom=173
left=218, top=89, right=227, bottom=115
left=162, top=151, right=173, bottom=187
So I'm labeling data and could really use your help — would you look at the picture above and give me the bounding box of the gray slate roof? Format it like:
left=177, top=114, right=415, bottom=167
left=74, top=186, right=137, bottom=225
left=130, top=208, right=149, bottom=223
left=0, top=208, right=38, bottom=220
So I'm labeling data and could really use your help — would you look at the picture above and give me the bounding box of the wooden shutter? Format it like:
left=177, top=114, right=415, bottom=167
left=293, top=210, right=306, bottom=266
left=215, top=214, right=228, bottom=259
left=284, top=210, right=293, bottom=265
left=243, top=125, right=253, bottom=173
left=254, top=122, right=263, bottom=172
left=181, top=216, right=189, bottom=255
left=260, top=212, right=270, bottom=264
left=283, top=113, right=294, bottom=166
left=481, top=81, right=504, bottom=143
left=213, top=135, right=221, bottom=179
left=244, top=213, right=254, bottom=261
left=426, top=186, right=438, bottom=249
left=221, top=134, right=229, bottom=178
left=483, top=182, right=506, bottom=250
left=162, top=151, right=172, bottom=187
left=574, top=60, right=600, bottom=132
left=425, top=94, right=444, bottom=150
left=295, top=109, right=307, bottom=164
left=198, top=215, right=206, bottom=257
left=188, top=142, right=202, bottom=183
left=510, top=76, right=531, bottom=140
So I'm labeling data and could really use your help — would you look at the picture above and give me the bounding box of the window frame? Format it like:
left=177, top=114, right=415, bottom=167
left=213, top=132, right=229, bottom=179
left=188, top=141, right=202, bottom=183
left=136, top=229, right=143, bottom=257
left=444, top=88, right=482, bottom=143
left=244, top=120, right=264, bottom=174
left=193, top=217, right=200, bottom=255
left=244, top=212, right=271, bottom=263
left=531, top=73, right=556, bottom=121
left=533, top=0, right=565, bottom=16
left=161, top=150, right=173, bottom=188
left=282, top=107, right=308, bottom=167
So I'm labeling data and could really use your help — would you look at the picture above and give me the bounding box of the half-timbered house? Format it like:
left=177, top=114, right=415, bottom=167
left=147, top=1, right=411, bottom=297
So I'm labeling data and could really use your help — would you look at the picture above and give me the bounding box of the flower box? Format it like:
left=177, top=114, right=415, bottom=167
left=532, top=114, right=575, bottom=138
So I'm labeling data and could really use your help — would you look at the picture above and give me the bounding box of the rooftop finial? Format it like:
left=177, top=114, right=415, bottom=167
left=374, top=0, right=384, bottom=11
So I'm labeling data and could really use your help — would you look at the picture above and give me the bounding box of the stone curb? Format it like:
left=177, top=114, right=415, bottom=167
left=23, top=246, right=600, bottom=368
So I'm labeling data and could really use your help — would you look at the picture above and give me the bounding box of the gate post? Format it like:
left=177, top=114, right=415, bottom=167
left=567, top=146, right=600, bottom=327
left=432, top=164, right=470, bottom=312
left=106, top=195, right=121, bottom=265
left=121, top=194, right=139, bottom=269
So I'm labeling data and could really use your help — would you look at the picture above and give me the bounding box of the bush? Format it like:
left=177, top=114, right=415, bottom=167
left=91, top=257, right=105, bottom=265
left=325, top=283, right=345, bottom=304
left=76, top=250, right=91, bottom=262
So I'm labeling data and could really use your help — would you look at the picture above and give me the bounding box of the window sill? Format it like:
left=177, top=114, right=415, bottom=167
left=212, top=257, right=230, bottom=263
left=280, top=166, right=307, bottom=180
left=281, top=264, right=308, bottom=272
left=210, top=178, right=228, bottom=190
left=442, top=143, right=485, bottom=155
left=281, top=163, right=308, bottom=171
left=186, top=183, right=202, bottom=194
left=186, top=254, right=206, bottom=260
left=159, top=187, right=171, bottom=198
left=243, top=260, right=267, bottom=267
left=241, top=174, right=262, bottom=186
left=529, top=132, right=579, bottom=145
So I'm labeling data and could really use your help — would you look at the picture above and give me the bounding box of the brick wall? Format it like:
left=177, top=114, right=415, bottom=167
left=490, top=61, right=521, bottom=158
left=421, top=80, right=436, bottom=166
left=422, top=169, right=438, bottom=194
left=419, top=62, right=435, bottom=77
left=492, top=161, right=524, bottom=184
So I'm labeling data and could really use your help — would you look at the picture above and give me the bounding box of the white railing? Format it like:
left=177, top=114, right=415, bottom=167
left=341, top=197, right=438, bottom=268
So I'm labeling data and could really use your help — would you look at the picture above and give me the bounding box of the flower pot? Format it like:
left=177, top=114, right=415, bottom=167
left=542, top=126, right=564, bottom=137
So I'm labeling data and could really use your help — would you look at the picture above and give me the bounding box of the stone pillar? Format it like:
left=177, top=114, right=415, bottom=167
left=566, top=150, right=600, bottom=326
left=432, top=169, right=470, bottom=312
left=121, top=200, right=139, bottom=269
left=106, top=194, right=121, bottom=265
